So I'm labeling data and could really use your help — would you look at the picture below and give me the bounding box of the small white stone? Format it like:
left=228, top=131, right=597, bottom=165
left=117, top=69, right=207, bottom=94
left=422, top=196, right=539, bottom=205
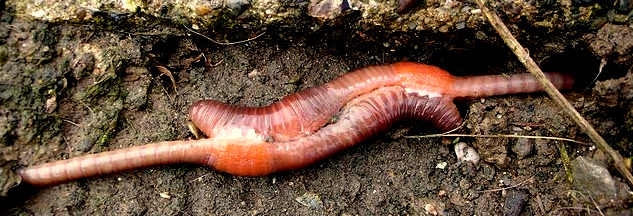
left=455, top=142, right=480, bottom=164
left=436, top=161, right=448, bottom=169
left=45, top=97, right=57, bottom=113
left=424, top=203, right=439, bottom=215
left=159, top=192, right=171, bottom=199
left=31, top=10, right=47, bottom=18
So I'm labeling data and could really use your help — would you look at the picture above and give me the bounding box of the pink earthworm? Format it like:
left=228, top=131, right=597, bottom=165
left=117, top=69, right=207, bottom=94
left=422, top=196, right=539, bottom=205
left=18, top=62, right=574, bottom=187
left=189, top=63, right=573, bottom=141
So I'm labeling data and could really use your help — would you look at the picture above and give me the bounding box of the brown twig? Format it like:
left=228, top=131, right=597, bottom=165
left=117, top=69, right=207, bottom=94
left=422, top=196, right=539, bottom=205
left=474, top=0, right=633, bottom=187
left=589, top=194, right=605, bottom=216
left=182, top=25, right=266, bottom=46
left=156, top=66, right=178, bottom=93
left=405, top=134, right=589, bottom=146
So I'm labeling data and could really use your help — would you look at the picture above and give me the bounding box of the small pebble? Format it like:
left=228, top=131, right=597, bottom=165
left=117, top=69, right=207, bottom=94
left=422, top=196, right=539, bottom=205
left=503, top=189, right=529, bottom=216
left=247, top=69, right=259, bottom=77
left=226, top=0, right=250, bottom=12
left=159, top=192, right=171, bottom=199
left=424, top=203, right=440, bottom=215
left=295, top=192, right=324, bottom=209
left=308, top=0, right=342, bottom=19
left=31, top=10, right=46, bottom=18
left=511, top=138, right=533, bottom=159
left=455, top=142, right=480, bottom=164
left=195, top=6, right=211, bottom=16
left=455, top=22, right=465, bottom=30
left=45, top=97, right=57, bottom=113
left=436, top=161, right=447, bottom=169
left=76, top=7, right=88, bottom=20
left=437, top=190, right=447, bottom=197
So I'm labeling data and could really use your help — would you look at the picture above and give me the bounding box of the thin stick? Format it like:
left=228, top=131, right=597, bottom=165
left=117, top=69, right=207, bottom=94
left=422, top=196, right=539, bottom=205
left=405, top=134, right=589, bottom=145
left=589, top=194, right=605, bottom=216
left=474, top=0, right=633, bottom=186
left=156, top=66, right=178, bottom=93
left=183, top=25, right=266, bottom=46
left=189, top=173, right=213, bottom=183
left=61, top=119, right=81, bottom=127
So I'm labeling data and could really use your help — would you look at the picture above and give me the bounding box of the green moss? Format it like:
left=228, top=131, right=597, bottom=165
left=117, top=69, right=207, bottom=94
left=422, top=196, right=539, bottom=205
left=80, top=48, right=125, bottom=102
left=83, top=99, right=123, bottom=151
left=81, top=76, right=121, bottom=101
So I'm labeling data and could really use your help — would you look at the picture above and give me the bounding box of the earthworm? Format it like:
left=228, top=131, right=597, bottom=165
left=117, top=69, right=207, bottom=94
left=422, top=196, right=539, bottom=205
left=18, top=62, right=574, bottom=187
left=189, top=63, right=573, bottom=141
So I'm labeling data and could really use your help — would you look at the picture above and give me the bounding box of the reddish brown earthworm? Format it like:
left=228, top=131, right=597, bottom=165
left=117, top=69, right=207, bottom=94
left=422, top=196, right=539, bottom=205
left=18, top=62, right=574, bottom=187
left=189, top=63, right=573, bottom=141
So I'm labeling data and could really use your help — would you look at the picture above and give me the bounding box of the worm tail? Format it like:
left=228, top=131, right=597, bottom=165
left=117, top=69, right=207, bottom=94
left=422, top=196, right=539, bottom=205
left=450, top=72, right=575, bottom=98
left=18, top=140, right=208, bottom=187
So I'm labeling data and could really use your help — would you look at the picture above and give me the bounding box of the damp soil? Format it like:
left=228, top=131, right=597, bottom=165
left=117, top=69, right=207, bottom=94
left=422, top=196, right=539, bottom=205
left=1, top=12, right=633, bottom=216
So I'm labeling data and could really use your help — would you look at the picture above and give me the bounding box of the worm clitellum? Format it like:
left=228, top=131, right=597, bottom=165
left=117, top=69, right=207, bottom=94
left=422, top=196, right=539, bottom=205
left=18, top=62, right=574, bottom=187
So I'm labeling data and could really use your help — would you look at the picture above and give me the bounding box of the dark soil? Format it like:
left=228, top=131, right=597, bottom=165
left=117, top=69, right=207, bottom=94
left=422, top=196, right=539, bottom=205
left=1, top=8, right=633, bottom=216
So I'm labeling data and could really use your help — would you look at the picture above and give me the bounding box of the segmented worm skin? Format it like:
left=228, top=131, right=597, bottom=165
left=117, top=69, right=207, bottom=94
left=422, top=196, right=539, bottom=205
left=18, top=62, right=574, bottom=187
left=189, top=63, right=454, bottom=142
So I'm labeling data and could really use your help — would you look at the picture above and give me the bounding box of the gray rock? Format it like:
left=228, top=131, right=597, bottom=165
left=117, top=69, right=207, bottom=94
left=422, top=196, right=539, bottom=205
left=511, top=138, right=533, bottom=159
left=571, top=156, right=617, bottom=199
left=226, top=0, right=251, bottom=13
left=503, top=189, right=529, bottom=216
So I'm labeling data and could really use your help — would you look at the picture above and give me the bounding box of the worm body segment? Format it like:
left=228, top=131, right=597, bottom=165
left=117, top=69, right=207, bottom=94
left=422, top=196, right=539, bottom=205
left=190, top=63, right=454, bottom=141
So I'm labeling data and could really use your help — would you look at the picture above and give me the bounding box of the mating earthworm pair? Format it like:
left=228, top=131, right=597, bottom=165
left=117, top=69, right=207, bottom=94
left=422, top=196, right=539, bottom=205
left=17, top=62, right=574, bottom=187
